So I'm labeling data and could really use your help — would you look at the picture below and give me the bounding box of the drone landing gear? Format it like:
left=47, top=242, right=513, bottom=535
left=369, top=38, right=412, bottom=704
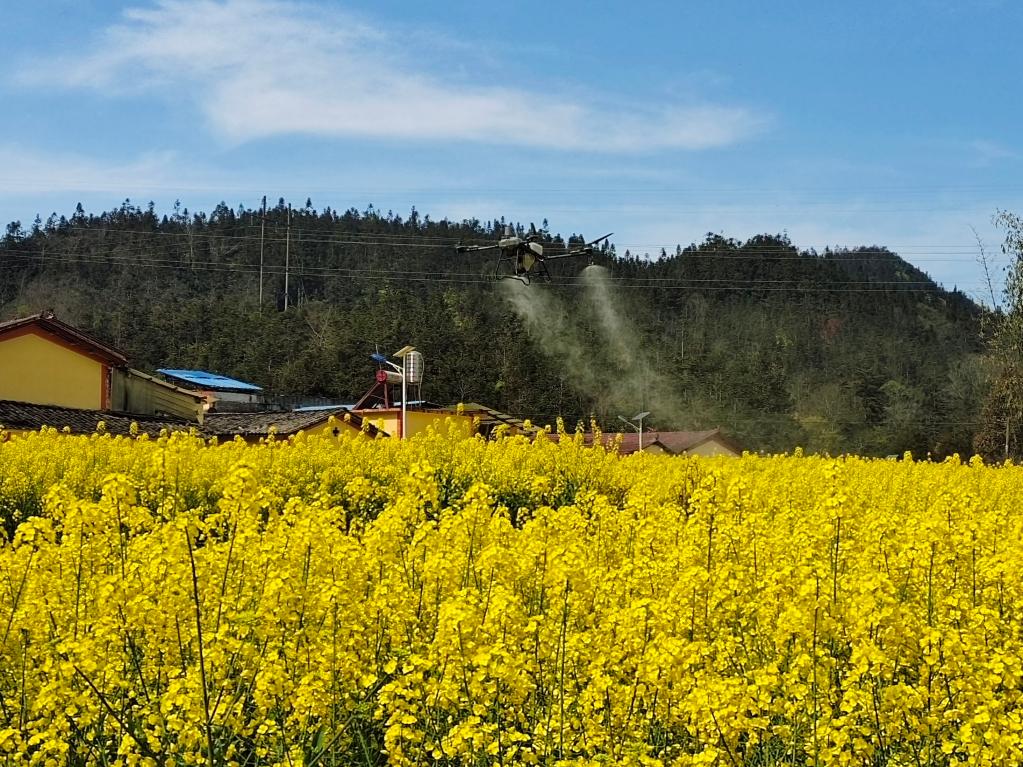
left=492, top=250, right=552, bottom=286
left=493, top=255, right=533, bottom=285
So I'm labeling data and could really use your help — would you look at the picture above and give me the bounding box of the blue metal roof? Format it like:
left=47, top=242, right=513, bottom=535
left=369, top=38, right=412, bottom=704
left=293, top=404, right=355, bottom=412
left=157, top=369, right=263, bottom=392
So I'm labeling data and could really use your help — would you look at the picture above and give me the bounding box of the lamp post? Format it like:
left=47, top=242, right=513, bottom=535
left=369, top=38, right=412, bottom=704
left=371, top=346, right=417, bottom=439
left=617, top=411, right=651, bottom=452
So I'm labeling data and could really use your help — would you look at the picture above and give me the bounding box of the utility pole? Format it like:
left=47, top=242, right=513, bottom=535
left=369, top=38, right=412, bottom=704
left=284, top=202, right=291, bottom=311
left=258, top=195, right=266, bottom=308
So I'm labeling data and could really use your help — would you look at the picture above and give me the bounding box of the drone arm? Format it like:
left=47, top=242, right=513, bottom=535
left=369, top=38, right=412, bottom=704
left=455, top=243, right=501, bottom=253
left=541, top=233, right=614, bottom=260
left=543, top=250, right=589, bottom=261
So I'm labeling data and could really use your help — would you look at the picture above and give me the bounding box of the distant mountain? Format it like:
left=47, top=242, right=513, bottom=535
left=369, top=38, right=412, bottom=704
left=0, top=201, right=989, bottom=456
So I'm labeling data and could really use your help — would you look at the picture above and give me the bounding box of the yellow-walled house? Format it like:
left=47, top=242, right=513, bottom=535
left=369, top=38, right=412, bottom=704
left=0, top=312, right=204, bottom=420
left=353, top=407, right=474, bottom=439
left=0, top=312, right=128, bottom=410
left=350, top=403, right=534, bottom=440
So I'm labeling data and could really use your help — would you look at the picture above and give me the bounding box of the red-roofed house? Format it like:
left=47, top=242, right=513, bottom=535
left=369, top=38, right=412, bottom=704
left=547, top=428, right=741, bottom=456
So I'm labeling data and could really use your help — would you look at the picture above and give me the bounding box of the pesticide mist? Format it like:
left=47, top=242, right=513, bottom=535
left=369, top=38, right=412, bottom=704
left=501, top=266, right=688, bottom=426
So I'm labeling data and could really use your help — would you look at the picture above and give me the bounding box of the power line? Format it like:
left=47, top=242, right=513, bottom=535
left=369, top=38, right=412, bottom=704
left=13, top=226, right=1005, bottom=262
left=0, top=246, right=958, bottom=283
left=66, top=224, right=473, bottom=242
left=0, top=246, right=978, bottom=286
left=2, top=244, right=985, bottom=289
left=55, top=225, right=1009, bottom=252
left=0, top=248, right=992, bottom=292
left=62, top=225, right=459, bottom=249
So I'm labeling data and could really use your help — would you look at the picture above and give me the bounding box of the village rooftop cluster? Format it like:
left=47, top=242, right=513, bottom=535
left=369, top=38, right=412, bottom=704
left=0, top=312, right=738, bottom=455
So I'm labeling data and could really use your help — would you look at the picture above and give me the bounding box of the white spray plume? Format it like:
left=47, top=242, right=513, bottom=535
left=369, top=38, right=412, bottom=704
left=502, top=268, right=690, bottom=426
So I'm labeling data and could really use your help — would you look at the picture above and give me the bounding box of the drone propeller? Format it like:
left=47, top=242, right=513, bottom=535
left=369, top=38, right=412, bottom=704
left=584, top=232, right=614, bottom=249
left=543, top=233, right=615, bottom=261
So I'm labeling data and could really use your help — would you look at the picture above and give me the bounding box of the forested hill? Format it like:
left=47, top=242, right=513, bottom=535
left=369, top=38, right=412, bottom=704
left=0, top=200, right=989, bottom=456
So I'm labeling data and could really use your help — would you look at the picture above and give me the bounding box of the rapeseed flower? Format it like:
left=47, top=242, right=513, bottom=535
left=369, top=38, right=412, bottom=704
left=0, top=430, right=1021, bottom=764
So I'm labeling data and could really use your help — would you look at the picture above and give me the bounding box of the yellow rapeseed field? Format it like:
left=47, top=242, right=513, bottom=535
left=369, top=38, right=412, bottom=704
left=0, top=420, right=1021, bottom=766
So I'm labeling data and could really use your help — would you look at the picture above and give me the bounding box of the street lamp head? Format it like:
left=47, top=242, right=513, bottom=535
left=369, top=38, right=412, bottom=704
left=618, top=414, right=642, bottom=433
left=370, top=352, right=388, bottom=364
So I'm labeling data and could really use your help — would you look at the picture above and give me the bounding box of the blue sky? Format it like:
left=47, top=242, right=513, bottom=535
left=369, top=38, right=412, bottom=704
left=2, top=0, right=1021, bottom=298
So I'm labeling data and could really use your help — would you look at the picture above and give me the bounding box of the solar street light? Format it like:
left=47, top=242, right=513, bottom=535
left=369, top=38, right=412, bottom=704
left=617, top=411, right=651, bottom=451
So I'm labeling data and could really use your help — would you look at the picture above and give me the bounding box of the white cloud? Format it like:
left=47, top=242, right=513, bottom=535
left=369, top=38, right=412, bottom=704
left=968, top=140, right=1019, bottom=167
left=23, top=0, right=765, bottom=152
left=0, top=145, right=184, bottom=194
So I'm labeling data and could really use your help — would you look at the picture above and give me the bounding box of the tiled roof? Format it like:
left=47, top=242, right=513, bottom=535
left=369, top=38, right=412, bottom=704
left=0, top=311, right=128, bottom=365
left=649, top=429, right=740, bottom=455
left=203, top=408, right=379, bottom=438
left=545, top=428, right=739, bottom=455
left=456, top=403, right=536, bottom=434
left=0, top=400, right=192, bottom=437
left=0, top=401, right=381, bottom=440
